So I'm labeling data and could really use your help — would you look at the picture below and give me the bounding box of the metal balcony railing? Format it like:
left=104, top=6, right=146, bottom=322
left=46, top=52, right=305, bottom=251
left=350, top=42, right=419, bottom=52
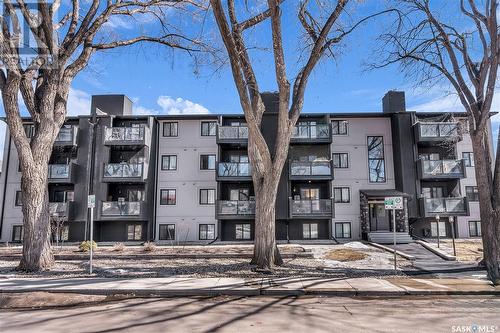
left=101, top=201, right=142, bottom=216
left=420, top=197, right=468, bottom=216
left=48, top=164, right=70, bottom=180
left=217, top=162, right=252, bottom=178
left=217, top=200, right=255, bottom=216
left=292, top=124, right=330, bottom=140
left=104, top=127, right=145, bottom=143
left=289, top=198, right=334, bottom=217
left=289, top=160, right=332, bottom=178
left=217, top=126, right=248, bottom=140
left=103, top=163, right=144, bottom=179
left=55, top=126, right=77, bottom=145
left=419, top=159, right=465, bottom=179
left=49, top=202, right=69, bottom=217
left=418, top=122, right=460, bottom=139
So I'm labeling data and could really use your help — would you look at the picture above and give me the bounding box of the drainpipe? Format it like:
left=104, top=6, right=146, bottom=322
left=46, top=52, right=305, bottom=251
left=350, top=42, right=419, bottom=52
left=152, top=118, right=159, bottom=240
left=0, top=127, right=12, bottom=240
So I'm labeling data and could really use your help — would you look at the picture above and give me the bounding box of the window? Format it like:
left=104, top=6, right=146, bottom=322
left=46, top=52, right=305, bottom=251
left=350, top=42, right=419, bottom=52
left=201, top=121, right=217, bottom=136
left=12, top=225, right=23, bottom=242
left=431, top=221, right=447, bottom=237
left=23, top=124, right=35, bottom=138
left=465, top=186, right=479, bottom=202
left=160, top=189, right=176, bottom=205
left=163, top=122, right=178, bottom=137
left=199, top=224, right=215, bottom=240
left=230, top=188, right=250, bottom=201
left=333, top=187, right=350, bottom=203
left=159, top=224, right=176, bottom=240
left=200, top=154, right=216, bottom=170
left=332, top=153, right=349, bottom=168
left=419, top=153, right=440, bottom=161
left=331, top=120, right=348, bottom=135
left=367, top=136, right=386, bottom=182
left=462, top=152, right=474, bottom=167
left=335, top=222, right=351, bottom=238
left=199, top=189, right=215, bottom=205
left=469, top=221, right=481, bottom=237
left=60, top=225, right=69, bottom=241
left=15, top=191, right=22, bottom=206
left=235, top=223, right=251, bottom=240
left=422, top=187, right=444, bottom=199
left=161, top=155, right=177, bottom=170
left=127, top=224, right=142, bottom=240
left=303, top=223, right=319, bottom=239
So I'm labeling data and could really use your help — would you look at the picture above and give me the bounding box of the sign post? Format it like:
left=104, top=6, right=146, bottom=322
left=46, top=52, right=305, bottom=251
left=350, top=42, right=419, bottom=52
left=384, top=196, right=403, bottom=274
left=88, top=194, right=95, bottom=274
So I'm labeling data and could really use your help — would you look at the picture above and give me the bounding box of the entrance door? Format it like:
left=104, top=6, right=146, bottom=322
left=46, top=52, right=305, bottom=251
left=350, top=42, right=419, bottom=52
left=369, top=203, right=391, bottom=231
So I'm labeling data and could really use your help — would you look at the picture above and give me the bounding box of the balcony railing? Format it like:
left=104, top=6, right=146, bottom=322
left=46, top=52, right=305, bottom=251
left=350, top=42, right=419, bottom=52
left=415, top=122, right=461, bottom=143
left=48, top=164, right=70, bottom=179
left=289, top=160, right=333, bottom=179
left=104, top=126, right=147, bottom=145
left=217, top=126, right=248, bottom=143
left=103, top=163, right=144, bottom=181
left=49, top=202, right=72, bottom=218
left=420, top=197, right=468, bottom=217
left=217, top=162, right=252, bottom=179
left=216, top=200, right=255, bottom=218
left=101, top=201, right=142, bottom=217
left=55, top=126, right=77, bottom=145
left=289, top=198, right=334, bottom=218
left=418, top=159, right=466, bottom=179
left=291, top=124, right=331, bottom=142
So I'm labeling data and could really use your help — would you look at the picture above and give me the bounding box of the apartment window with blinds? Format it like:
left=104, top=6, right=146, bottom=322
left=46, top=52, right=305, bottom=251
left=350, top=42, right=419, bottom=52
left=159, top=224, right=176, bottom=240
left=462, top=152, right=474, bottom=167
left=163, top=122, right=178, bottom=137
left=235, top=224, right=251, bottom=240
left=303, top=223, right=319, bottom=239
left=465, top=186, right=479, bottom=202
left=201, top=121, right=217, bottom=136
left=331, top=120, right=348, bottom=135
left=469, top=221, right=481, bottom=237
left=335, top=222, right=351, bottom=238
left=332, top=153, right=349, bottom=168
left=200, top=154, right=216, bottom=170
left=15, top=191, right=22, bottom=206
left=199, top=224, right=215, bottom=240
left=160, top=189, right=176, bottom=205
left=333, top=187, right=350, bottom=203
left=199, top=189, right=215, bottom=205
left=127, top=224, right=142, bottom=241
left=161, top=155, right=177, bottom=170
left=12, top=225, right=23, bottom=242
left=367, top=136, right=386, bottom=183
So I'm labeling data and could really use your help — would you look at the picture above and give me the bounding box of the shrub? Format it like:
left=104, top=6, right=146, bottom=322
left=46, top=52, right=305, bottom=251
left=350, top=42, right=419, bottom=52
left=112, top=242, right=125, bottom=252
left=79, top=240, right=97, bottom=252
left=143, top=241, right=156, bottom=252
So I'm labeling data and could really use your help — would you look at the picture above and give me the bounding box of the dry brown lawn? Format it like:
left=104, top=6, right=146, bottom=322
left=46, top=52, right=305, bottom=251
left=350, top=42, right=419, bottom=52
left=440, top=239, right=483, bottom=262
left=324, top=249, right=368, bottom=262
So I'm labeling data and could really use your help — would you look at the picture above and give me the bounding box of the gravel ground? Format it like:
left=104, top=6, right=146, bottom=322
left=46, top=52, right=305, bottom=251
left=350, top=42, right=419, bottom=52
left=0, top=242, right=410, bottom=279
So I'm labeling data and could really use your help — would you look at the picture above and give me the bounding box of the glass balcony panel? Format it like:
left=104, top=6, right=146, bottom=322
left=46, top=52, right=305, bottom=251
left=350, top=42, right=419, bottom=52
left=442, top=160, right=462, bottom=175
left=292, top=124, right=330, bottom=139
left=445, top=198, right=465, bottom=212
left=105, top=127, right=145, bottom=142
left=290, top=162, right=311, bottom=176
left=49, top=202, right=68, bottom=215
left=291, top=199, right=333, bottom=215
left=420, top=123, right=459, bottom=138
left=48, top=164, right=70, bottom=179
left=218, top=162, right=251, bottom=177
left=290, top=161, right=331, bottom=176
left=218, top=126, right=248, bottom=139
left=424, top=198, right=466, bottom=214
left=101, top=201, right=142, bottom=216
left=421, top=160, right=463, bottom=177
left=104, top=163, right=143, bottom=178
left=237, top=200, right=255, bottom=214
left=218, top=200, right=255, bottom=215
left=56, top=127, right=73, bottom=142
left=420, top=124, right=439, bottom=137
left=219, top=200, right=238, bottom=215
left=311, top=161, right=331, bottom=175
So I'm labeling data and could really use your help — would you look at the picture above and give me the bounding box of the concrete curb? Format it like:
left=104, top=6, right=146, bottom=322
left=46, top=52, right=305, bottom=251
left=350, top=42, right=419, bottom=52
left=415, top=240, right=456, bottom=261
left=366, top=242, right=416, bottom=260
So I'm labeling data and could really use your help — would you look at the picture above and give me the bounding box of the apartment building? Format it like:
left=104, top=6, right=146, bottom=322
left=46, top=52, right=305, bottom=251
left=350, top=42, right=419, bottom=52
left=0, top=91, right=492, bottom=244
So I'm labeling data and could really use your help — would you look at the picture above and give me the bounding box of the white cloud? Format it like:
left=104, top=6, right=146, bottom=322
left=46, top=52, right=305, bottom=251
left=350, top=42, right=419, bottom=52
left=104, top=16, right=133, bottom=30
left=133, top=96, right=210, bottom=115
left=66, top=88, right=91, bottom=116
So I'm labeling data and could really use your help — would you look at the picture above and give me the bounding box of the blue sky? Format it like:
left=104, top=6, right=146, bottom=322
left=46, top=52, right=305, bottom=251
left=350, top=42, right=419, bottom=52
left=0, top=1, right=498, bottom=155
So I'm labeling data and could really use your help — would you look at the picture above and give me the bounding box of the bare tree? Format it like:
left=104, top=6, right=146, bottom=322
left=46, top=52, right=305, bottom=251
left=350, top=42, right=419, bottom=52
left=0, top=0, right=206, bottom=271
left=376, top=0, right=499, bottom=284
left=210, top=0, right=391, bottom=269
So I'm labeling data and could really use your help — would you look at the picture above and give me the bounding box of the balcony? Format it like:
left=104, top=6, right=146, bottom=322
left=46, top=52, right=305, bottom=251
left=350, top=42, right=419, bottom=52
left=216, top=162, right=252, bottom=181
left=417, top=159, right=466, bottom=180
left=49, top=201, right=74, bottom=220
left=289, top=198, right=334, bottom=218
left=54, top=126, right=78, bottom=146
left=103, top=126, right=149, bottom=146
left=291, top=124, right=331, bottom=144
left=216, top=200, right=255, bottom=219
left=289, top=160, right=333, bottom=180
left=217, top=126, right=248, bottom=145
left=48, top=163, right=77, bottom=184
left=102, top=163, right=146, bottom=182
left=419, top=197, right=469, bottom=217
left=414, top=122, right=461, bottom=144
left=99, top=201, right=146, bottom=220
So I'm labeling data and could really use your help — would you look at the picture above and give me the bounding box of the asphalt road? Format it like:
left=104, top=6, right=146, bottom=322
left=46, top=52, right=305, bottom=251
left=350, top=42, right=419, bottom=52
left=1, top=295, right=499, bottom=333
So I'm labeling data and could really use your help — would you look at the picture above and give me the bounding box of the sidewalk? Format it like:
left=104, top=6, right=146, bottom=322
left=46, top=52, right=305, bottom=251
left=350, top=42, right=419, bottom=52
left=1, top=276, right=499, bottom=297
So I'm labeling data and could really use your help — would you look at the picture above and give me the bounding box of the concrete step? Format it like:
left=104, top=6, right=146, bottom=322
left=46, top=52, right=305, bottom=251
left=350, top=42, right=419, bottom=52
left=368, top=232, right=413, bottom=244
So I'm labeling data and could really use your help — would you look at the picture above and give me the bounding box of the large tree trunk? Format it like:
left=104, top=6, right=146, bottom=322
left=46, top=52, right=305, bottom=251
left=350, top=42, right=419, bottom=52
left=18, top=164, right=54, bottom=271
left=471, top=131, right=500, bottom=285
left=251, top=174, right=284, bottom=269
